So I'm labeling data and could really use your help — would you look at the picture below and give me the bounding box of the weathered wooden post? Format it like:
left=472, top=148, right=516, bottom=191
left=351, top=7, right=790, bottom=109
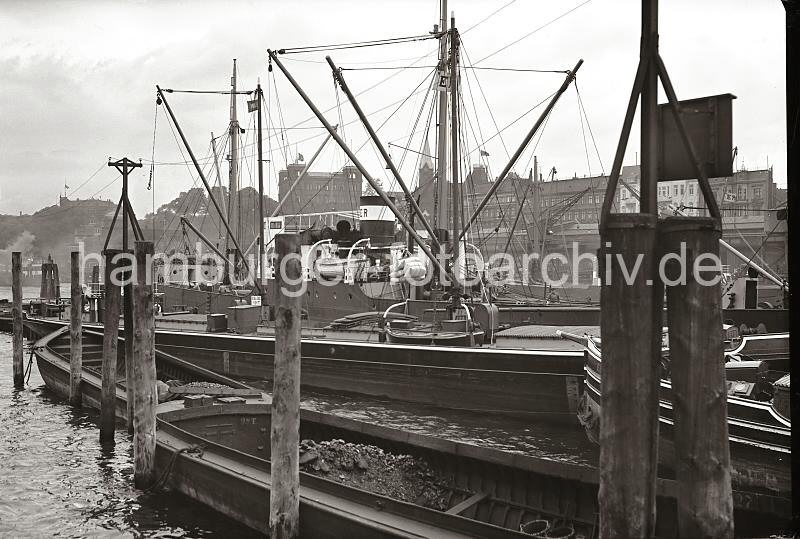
left=660, top=217, right=733, bottom=537
left=124, top=260, right=135, bottom=434
left=270, top=233, right=302, bottom=539
left=132, top=241, right=156, bottom=488
left=598, top=215, right=663, bottom=538
left=11, top=252, right=24, bottom=388
left=69, top=251, right=83, bottom=406
left=100, top=250, right=121, bottom=444
left=593, top=0, right=666, bottom=535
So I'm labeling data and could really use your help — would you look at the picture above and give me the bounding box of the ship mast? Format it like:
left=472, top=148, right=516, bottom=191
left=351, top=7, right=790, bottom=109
left=449, top=13, right=462, bottom=292
left=434, top=0, right=449, bottom=248
left=227, top=59, right=241, bottom=276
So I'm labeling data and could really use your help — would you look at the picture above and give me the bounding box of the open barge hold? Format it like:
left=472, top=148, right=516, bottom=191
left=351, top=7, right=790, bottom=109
left=33, top=326, right=791, bottom=537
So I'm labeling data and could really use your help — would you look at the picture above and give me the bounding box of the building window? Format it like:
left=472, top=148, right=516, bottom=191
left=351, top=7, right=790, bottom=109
left=688, top=185, right=694, bottom=196
left=737, top=184, right=747, bottom=200
left=753, top=187, right=762, bottom=199
left=621, top=189, right=628, bottom=200
left=680, top=185, right=685, bottom=195
left=673, top=186, right=678, bottom=196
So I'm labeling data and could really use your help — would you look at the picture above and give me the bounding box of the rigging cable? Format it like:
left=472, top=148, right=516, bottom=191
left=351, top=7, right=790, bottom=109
left=66, top=162, right=107, bottom=199
left=276, top=33, right=439, bottom=55
left=161, top=89, right=253, bottom=95
left=573, top=83, right=599, bottom=225
left=397, top=69, right=438, bottom=175
left=474, top=0, right=593, bottom=65
left=340, top=65, right=568, bottom=73
left=271, top=68, right=293, bottom=168
left=149, top=97, right=159, bottom=242
left=462, top=0, right=519, bottom=34
left=457, top=51, right=495, bottom=257
left=460, top=44, right=511, bottom=161
left=266, top=47, right=439, bottom=149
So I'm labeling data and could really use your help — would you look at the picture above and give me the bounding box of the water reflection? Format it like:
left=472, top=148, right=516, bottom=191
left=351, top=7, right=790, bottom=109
left=1, top=329, right=597, bottom=537
left=0, top=334, right=258, bottom=537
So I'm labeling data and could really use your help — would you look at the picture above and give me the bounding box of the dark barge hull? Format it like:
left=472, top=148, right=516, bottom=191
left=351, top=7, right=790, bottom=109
left=34, top=326, right=590, bottom=536
left=158, top=404, right=544, bottom=538
left=32, top=326, right=254, bottom=421
left=582, top=334, right=791, bottom=499
left=33, top=326, right=790, bottom=535
left=152, top=328, right=585, bottom=423
left=0, top=314, right=11, bottom=333
left=158, top=401, right=791, bottom=538
left=25, top=319, right=587, bottom=423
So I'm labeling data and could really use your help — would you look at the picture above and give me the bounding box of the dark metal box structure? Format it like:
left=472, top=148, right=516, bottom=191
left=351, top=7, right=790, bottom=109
left=658, top=93, right=736, bottom=181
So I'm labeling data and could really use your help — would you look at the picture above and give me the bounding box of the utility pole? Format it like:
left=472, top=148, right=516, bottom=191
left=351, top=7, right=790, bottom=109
left=108, top=157, right=142, bottom=433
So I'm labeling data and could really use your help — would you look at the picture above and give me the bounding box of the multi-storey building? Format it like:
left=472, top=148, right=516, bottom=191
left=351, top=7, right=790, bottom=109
left=412, top=159, right=786, bottom=284
left=531, top=166, right=787, bottom=282
left=277, top=161, right=362, bottom=217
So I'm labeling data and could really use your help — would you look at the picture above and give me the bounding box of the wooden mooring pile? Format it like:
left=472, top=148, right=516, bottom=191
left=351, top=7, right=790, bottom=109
left=9, top=232, right=304, bottom=538
left=8, top=0, right=797, bottom=534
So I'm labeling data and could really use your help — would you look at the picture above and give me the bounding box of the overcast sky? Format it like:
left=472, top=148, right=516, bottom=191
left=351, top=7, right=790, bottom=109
left=0, top=0, right=786, bottom=218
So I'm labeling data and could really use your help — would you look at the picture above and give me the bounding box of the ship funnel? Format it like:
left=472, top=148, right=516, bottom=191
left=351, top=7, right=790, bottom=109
left=359, top=195, right=395, bottom=246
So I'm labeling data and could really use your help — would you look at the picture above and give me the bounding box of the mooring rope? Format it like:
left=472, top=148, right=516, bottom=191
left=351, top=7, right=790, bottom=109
left=144, top=443, right=205, bottom=493
left=24, top=346, right=38, bottom=385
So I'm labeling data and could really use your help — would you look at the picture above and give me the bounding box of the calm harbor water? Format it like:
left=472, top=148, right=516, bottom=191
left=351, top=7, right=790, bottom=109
left=0, top=285, right=70, bottom=300
left=298, top=390, right=598, bottom=465
left=1, top=284, right=599, bottom=535
left=0, top=333, right=260, bottom=538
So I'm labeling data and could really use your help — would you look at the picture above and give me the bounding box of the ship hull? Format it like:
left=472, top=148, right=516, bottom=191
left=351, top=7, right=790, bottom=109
left=154, top=328, right=585, bottom=424
left=581, top=335, right=791, bottom=498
